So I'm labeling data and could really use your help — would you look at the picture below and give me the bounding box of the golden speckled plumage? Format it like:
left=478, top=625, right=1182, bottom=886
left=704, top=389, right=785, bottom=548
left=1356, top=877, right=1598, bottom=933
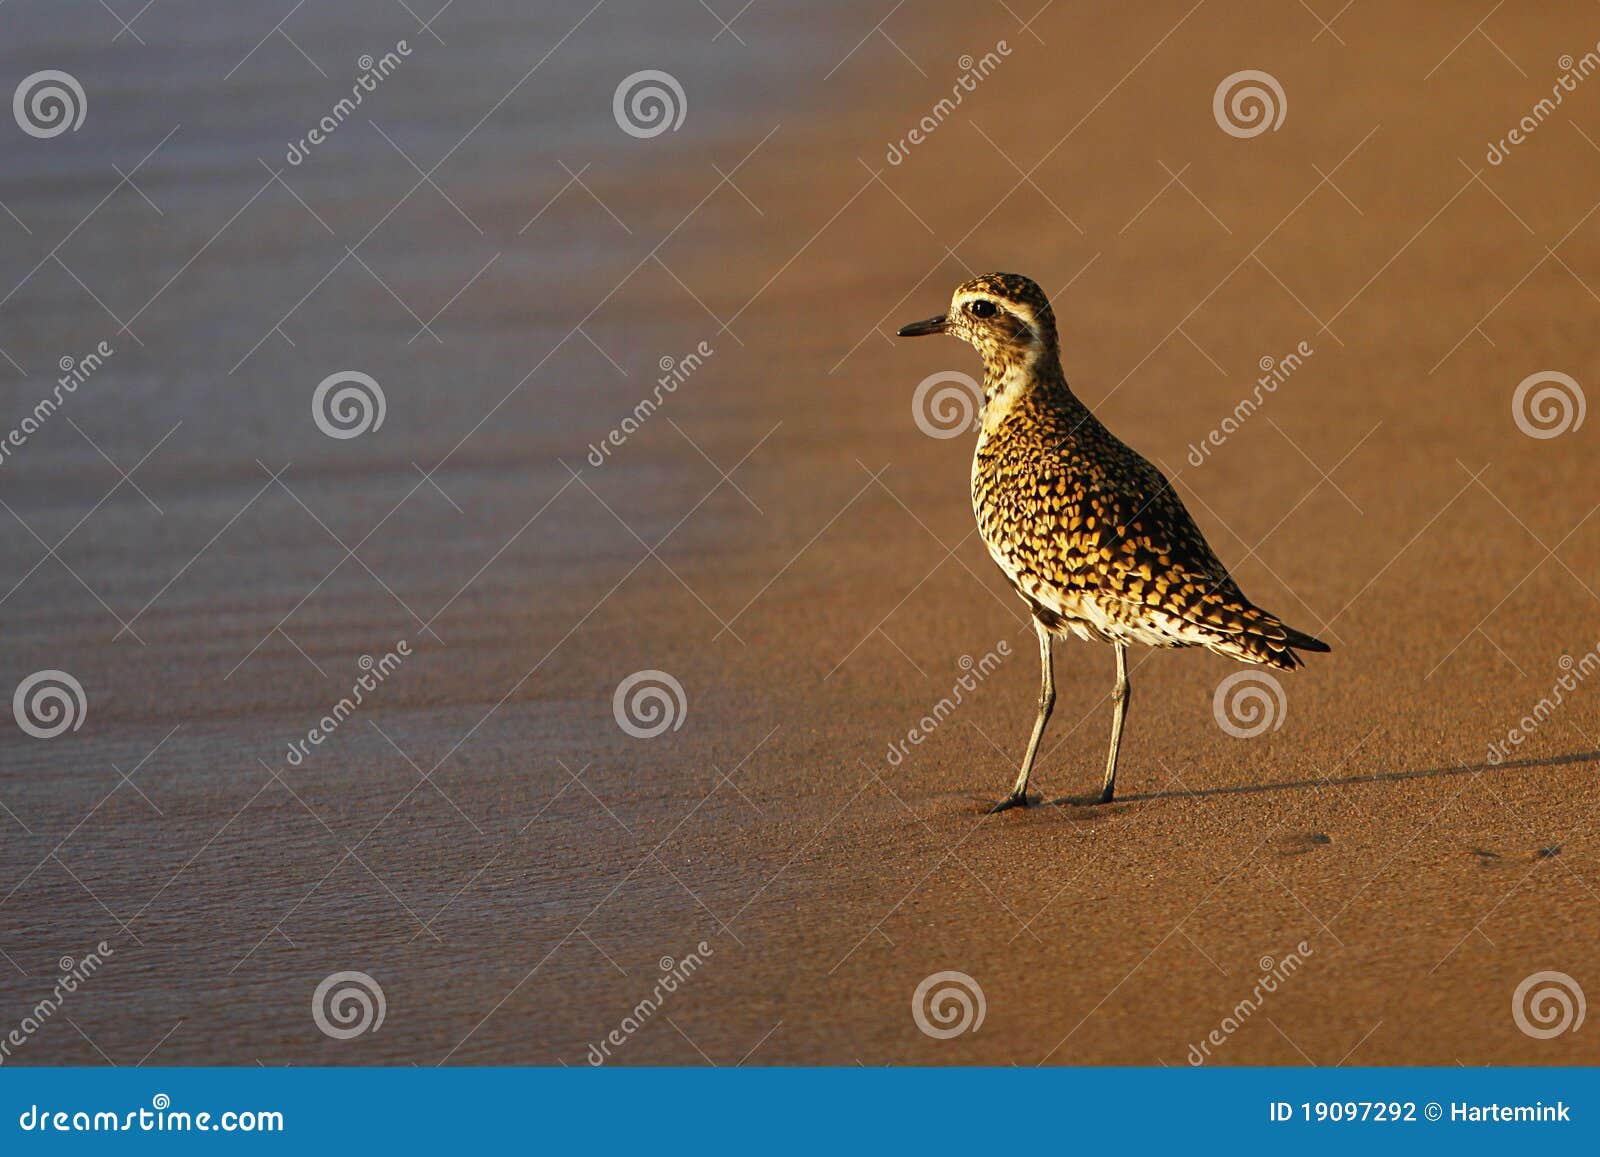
left=898, top=272, right=1328, bottom=808
left=972, top=358, right=1321, bottom=669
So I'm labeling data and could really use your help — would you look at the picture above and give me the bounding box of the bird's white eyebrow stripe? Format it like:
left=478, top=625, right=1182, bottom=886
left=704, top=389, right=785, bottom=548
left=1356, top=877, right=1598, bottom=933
left=954, top=291, right=1039, bottom=333
left=955, top=291, right=1032, bottom=316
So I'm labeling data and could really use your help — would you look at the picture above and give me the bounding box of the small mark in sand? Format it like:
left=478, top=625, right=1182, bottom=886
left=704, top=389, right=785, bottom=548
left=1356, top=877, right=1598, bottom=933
left=1475, top=845, right=1560, bottom=866
left=1280, top=831, right=1332, bottom=856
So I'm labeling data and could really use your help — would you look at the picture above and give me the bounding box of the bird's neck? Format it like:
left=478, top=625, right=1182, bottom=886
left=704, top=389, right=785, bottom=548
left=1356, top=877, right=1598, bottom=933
left=980, top=345, right=1079, bottom=428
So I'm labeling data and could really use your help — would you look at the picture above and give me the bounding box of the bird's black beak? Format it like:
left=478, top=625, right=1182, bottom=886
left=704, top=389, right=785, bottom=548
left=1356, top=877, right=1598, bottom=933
left=896, top=314, right=947, bottom=337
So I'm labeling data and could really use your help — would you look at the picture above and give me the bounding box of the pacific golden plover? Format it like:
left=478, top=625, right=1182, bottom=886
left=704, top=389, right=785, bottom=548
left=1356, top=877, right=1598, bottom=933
left=898, top=272, right=1329, bottom=810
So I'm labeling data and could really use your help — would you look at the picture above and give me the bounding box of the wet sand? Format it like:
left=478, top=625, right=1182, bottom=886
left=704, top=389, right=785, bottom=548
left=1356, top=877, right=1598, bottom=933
left=2, top=1, right=1600, bottom=1066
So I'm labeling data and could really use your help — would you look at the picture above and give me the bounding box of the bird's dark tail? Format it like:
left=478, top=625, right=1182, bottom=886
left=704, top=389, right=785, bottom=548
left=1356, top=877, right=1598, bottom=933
left=1203, top=603, right=1332, bottom=670
left=1282, top=625, right=1331, bottom=654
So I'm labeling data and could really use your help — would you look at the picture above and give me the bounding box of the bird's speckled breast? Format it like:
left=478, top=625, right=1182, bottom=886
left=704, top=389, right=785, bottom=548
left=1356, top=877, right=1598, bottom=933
left=972, top=396, right=1112, bottom=639
left=970, top=385, right=1244, bottom=648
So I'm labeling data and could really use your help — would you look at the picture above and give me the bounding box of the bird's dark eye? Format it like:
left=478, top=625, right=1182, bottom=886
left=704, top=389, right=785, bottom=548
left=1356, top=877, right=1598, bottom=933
left=967, top=299, right=997, bottom=318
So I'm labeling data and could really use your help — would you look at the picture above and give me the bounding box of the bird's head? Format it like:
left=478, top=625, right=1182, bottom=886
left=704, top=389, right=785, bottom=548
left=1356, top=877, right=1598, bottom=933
left=896, top=272, right=1058, bottom=375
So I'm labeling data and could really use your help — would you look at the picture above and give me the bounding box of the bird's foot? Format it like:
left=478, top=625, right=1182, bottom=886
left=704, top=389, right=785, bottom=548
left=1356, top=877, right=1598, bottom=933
left=988, top=791, right=1033, bottom=814
left=1055, top=785, right=1117, bottom=807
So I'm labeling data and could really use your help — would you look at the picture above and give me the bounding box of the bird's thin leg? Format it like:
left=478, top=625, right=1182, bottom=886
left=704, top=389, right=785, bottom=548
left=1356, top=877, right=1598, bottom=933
left=1099, top=641, right=1130, bottom=803
left=993, top=618, right=1054, bottom=812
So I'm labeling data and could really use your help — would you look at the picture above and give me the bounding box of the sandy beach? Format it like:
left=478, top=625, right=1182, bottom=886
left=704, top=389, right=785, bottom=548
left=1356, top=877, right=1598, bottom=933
left=2, top=0, right=1599, bottom=1066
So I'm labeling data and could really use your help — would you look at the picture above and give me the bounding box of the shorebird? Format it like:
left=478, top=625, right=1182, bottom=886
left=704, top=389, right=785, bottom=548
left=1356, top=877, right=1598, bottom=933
left=898, top=273, right=1329, bottom=810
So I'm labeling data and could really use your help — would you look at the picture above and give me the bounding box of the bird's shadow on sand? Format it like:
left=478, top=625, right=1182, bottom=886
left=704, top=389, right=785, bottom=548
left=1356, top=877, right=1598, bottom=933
left=971, top=748, right=1600, bottom=816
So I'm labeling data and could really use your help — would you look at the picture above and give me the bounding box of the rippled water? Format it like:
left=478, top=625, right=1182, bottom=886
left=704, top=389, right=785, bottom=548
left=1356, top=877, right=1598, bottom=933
left=0, top=0, right=848, bottom=1064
